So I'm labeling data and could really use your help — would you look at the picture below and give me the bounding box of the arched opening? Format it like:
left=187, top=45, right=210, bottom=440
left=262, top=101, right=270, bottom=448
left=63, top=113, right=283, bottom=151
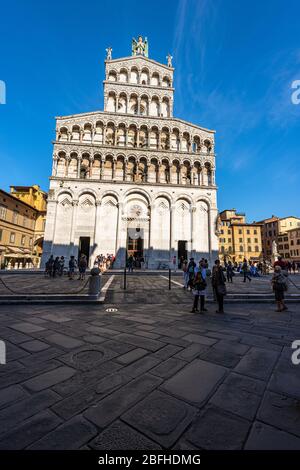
left=115, top=156, right=125, bottom=181
left=162, top=76, right=171, bottom=87
left=149, top=126, right=159, bottom=149
left=119, top=68, right=128, bottom=83
left=130, top=67, right=139, bottom=84
left=117, top=124, right=126, bottom=147
left=108, top=70, right=117, bottom=81
left=128, top=125, right=137, bottom=148
left=139, top=125, right=148, bottom=148
left=59, top=127, right=68, bottom=141
left=118, top=93, right=127, bottom=113
left=94, top=121, right=103, bottom=143
left=161, top=127, right=170, bottom=150
left=103, top=156, right=113, bottom=180
left=141, top=68, right=150, bottom=85
left=82, top=123, right=92, bottom=142
left=151, top=72, right=160, bottom=86
left=140, top=95, right=149, bottom=116
left=107, top=92, right=116, bottom=112
left=161, top=97, right=170, bottom=117
left=129, top=94, right=138, bottom=115
left=171, top=128, right=180, bottom=151
left=105, top=122, right=115, bottom=145
left=71, top=125, right=80, bottom=141
left=150, top=96, right=160, bottom=117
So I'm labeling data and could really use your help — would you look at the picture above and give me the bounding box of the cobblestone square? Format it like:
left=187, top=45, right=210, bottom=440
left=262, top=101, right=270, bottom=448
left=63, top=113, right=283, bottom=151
left=0, top=272, right=300, bottom=449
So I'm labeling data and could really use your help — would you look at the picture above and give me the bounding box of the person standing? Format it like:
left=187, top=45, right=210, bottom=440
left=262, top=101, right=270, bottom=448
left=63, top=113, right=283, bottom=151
left=212, top=259, right=227, bottom=313
left=68, top=256, right=76, bottom=280
left=271, top=265, right=288, bottom=312
left=292, top=261, right=296, bottom=274
left=182, top=259, right=189, bottom=289
left=187, top=257, right=196, bottom=291
left=59, top=256, right=65, bottom=276
left=172, top=255, right=177, bottom=272
left=127, top=254, right=134, bottom=273
left=78, top=254, right=87, bottom=280
left=226, top=261, right=234, bottom=283
left=242, top=258, right=251, bottom=282
left=191, top=262, right=207, bottom=313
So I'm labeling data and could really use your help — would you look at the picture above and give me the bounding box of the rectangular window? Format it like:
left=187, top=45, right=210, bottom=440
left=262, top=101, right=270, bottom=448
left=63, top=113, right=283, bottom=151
left=0, top=229, right=2, bottom=241
left=248, top=246, right=252, bottom=252
left=247, top=230, right=250, bottom=234
left=12, top=210, right=19, bottom=224
left=0, top=204, right=7, bottom=220
left=254, top=238, right=258, bottom=243
left=228, top=238, right=231, bottom=243
left=255, top=246, right=259, bottom=251
left=10, top=232, right=15, bottom=243
left=254, top=230, right=257, bottom=234
left=21, top=235, right=26, bottom=245
left=247, top=238, right=251, bottom=243
left=239, top=238, right=243, bottom=243
left=239, top=229, right=242, bottom=235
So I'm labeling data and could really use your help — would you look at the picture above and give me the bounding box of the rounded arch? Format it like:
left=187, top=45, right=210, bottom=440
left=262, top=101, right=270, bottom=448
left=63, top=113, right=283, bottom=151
left=77, top=188, right=98, bottom=200
left=175, top=194, right=193, bottom=205
left=100, top=190, right=119, bottom=204
left=154, top=191, right=173, bottom=205
left=122, top=187, right=152, bottom=205
left=57, top=189, right=74, bottom=200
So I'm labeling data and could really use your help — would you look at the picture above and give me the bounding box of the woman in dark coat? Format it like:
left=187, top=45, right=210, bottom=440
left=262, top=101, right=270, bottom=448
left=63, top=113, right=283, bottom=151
left=212, top=259, right=227, bottom=313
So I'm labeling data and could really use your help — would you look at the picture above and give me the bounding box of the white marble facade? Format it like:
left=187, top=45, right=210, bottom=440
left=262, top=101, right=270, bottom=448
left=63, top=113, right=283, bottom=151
left=42, top=39, right=219, bottom=268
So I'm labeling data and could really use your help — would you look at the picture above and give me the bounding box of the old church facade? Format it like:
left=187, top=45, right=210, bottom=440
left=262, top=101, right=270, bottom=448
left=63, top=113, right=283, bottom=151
left=42, top=38, right=219, bottom=268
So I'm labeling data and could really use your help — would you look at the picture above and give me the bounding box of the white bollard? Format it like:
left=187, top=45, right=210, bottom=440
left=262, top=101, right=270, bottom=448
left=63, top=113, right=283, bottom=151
left=88, top=267, right=101, bottom=296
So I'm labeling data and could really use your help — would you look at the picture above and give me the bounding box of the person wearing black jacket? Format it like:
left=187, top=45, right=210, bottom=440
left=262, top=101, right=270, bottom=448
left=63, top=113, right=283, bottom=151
left=212, top=259, right=227, bottom=313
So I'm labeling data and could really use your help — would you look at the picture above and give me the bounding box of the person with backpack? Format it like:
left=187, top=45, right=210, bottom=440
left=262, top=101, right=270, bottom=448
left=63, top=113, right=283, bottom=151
left=191, top=261, right=208, bottom=313
left=187, top=257, right=196, bottom=291
left=271, top=265, right=288, bottom=312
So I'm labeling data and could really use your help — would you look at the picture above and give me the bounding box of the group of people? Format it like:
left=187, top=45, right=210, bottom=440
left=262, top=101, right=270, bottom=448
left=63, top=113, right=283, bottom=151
left=94, top=254, right=115, bottom=271
left=182, top=255, right=293, bottom=315
left=45, top=254, right=88, bottom=280
left=127, top=254, right=145, bottom=272
left=181, top=257, right=227, bottom=314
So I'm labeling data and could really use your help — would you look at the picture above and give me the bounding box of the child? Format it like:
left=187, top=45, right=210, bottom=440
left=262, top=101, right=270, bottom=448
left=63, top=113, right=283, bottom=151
left=271, top=265, right=288, bottom=312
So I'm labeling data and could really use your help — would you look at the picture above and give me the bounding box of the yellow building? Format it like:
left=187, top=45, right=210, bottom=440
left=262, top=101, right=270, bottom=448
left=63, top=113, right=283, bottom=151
left=256, top=215, right=300, bottom=260
left=219, top=209, right=263, bottom=263
left=10, top=185, right=47, bottom=258
left=0, top=186, right=47, bottom=269
left=288, top=228, right=300, bottom=263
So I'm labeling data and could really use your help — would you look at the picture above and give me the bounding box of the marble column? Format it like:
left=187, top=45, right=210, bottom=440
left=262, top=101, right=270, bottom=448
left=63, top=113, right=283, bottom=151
left=69, top=200, right=79, bottom=257
left=93, top=200, right=102, bottom=263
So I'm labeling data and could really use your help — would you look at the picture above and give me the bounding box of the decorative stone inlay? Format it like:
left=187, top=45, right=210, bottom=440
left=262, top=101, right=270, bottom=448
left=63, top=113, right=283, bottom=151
left=59, top=346, right=118, bottom=371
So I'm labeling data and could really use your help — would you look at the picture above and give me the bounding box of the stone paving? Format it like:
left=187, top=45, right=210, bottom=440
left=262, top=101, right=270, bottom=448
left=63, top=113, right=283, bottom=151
left=0, top=288, right=300, bottom=450
left=0, top=271, right=299, bottom=297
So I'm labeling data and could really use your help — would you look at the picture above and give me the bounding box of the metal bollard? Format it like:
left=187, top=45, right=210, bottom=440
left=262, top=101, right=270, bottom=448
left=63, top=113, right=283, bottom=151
left=123, top=267, right=127, bottom=290
left=169, top=268, right=171, bottom=290
left=89, top=267, right=101, bottom=296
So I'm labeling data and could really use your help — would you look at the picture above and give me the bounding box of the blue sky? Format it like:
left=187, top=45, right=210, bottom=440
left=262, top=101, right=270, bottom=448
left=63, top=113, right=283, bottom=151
left=0, top=0, right=299, bottom=221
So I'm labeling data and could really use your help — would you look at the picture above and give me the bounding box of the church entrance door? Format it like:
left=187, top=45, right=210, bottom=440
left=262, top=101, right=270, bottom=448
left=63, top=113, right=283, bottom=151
left=178, top=240, right=187, bottom=261
left=78, top=236, right=90, bottom=264
left=127, top=228, right=144, bottom=267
